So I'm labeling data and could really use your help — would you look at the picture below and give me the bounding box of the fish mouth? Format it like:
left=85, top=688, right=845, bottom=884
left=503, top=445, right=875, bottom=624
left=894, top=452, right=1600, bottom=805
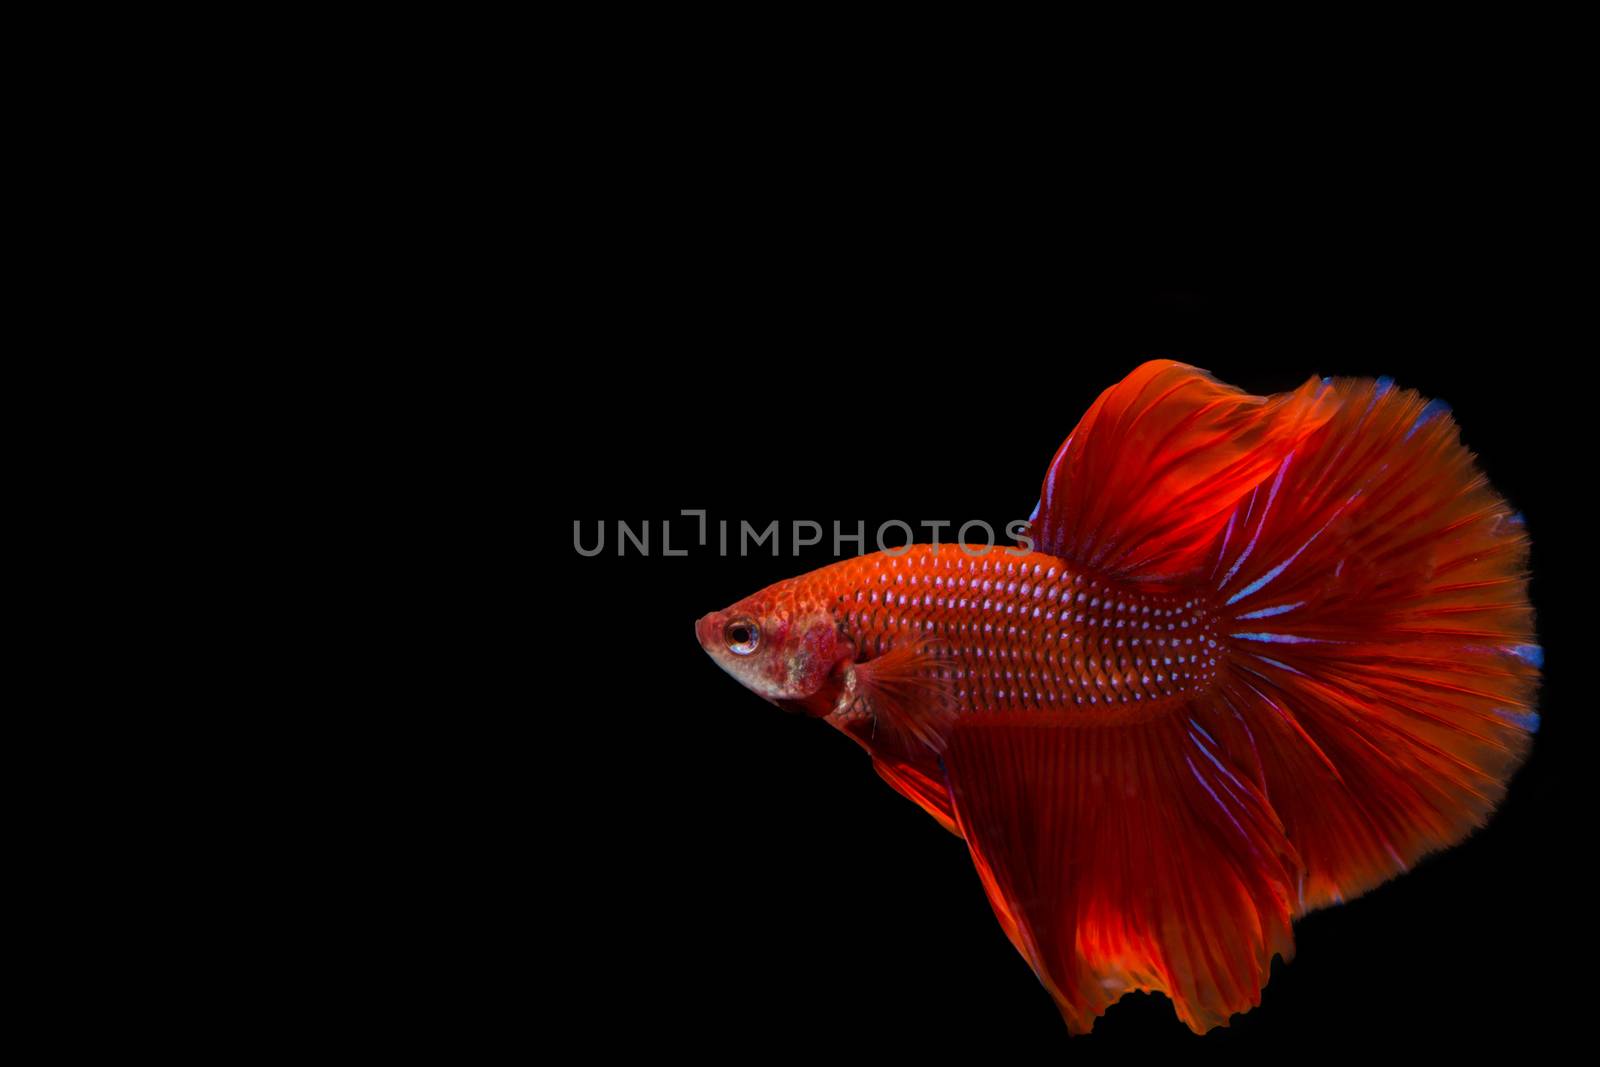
left=694, top=611, right=724, bottom=652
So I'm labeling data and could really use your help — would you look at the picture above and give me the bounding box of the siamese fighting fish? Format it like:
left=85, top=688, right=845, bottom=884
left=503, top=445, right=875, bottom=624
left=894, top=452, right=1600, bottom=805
left=695, top=361, right=1539, bottom=1034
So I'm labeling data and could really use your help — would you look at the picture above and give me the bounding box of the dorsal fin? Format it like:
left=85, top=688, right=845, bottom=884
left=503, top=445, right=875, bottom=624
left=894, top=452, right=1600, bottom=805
left=1028, top=361, right=1338, bottom=582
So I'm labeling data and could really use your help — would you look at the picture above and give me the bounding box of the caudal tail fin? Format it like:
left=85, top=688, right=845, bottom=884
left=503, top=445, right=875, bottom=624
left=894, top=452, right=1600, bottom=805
left=1207, top=374, right=1539, bottom=911
left=942, top=362, right=1540, bottom=1034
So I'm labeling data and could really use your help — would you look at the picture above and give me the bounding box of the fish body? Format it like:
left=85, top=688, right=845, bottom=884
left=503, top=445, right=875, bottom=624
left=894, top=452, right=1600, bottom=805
left=696, top=361, right=1539, bottom=1034
left=701, top=546, right=1222, bottom=725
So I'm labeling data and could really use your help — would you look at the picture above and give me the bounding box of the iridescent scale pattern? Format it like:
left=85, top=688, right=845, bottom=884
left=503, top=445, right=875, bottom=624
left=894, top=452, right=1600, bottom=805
left=799, top=545, right=1223, bottom=723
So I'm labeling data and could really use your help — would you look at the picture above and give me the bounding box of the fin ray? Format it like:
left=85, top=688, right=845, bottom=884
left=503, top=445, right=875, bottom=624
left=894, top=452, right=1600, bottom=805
left=851, top=637, right=959, bottom=762
left=873, top=758, right=961, bottom=836
left=1029, top=361, right=1339, bottom=582
left=945, top=715, right=1299, bottom=1034
left=1211, top=375, right=1539, bottom=910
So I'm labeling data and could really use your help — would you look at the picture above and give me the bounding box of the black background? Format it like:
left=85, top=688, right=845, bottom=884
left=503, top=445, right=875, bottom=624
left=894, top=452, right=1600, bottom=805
left=548, top=272, right=1575, bottom=1057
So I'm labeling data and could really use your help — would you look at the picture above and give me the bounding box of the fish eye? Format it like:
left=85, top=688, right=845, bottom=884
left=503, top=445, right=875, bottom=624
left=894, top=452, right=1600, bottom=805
left=725, top=619, right=760, bottom=655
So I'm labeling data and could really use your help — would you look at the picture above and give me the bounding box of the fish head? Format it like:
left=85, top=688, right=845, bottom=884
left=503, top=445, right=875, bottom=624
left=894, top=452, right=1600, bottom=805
left=696, top=579, right=843, bottom=710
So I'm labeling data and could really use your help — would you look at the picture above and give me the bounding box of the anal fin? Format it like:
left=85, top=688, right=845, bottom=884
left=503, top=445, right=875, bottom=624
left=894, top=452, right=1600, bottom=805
left=944, top=713, right=1300, bottom=1034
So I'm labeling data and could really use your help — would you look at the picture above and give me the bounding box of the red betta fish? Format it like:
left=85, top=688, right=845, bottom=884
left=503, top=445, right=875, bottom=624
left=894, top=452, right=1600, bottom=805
left=695, top=361, right=1539, bottom=1035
